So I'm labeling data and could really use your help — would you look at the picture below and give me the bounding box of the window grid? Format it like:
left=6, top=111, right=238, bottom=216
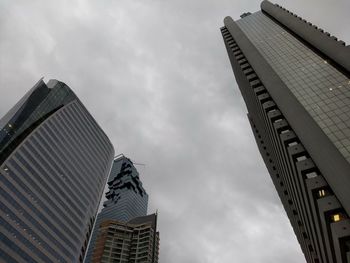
left=237, top=12, right=350, bottom=161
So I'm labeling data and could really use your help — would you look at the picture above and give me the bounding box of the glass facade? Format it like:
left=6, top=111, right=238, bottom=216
left=0, top=80, right=115, bottom=262
left=0, top=79, right=76, bottom=164
left=84, top=156, right=148, bottom=263
left=236, top=12, right=350, bottom=162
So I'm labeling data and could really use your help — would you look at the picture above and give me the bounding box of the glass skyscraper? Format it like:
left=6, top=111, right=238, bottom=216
left=84, top=155, right=149, bottom=262
left=0, top=79, right=114, bottom=262
left=221, top=1, right=350, bottom=262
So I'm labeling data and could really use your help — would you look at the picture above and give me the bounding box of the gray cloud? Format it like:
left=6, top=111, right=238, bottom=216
left=1, top=0, right=349, bottom=262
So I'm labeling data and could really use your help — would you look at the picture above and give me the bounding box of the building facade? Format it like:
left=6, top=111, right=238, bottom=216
left=0, top=79, right=114, bottom=262
left=221, top=1, right=350, bottom=262
left=91, top=214, right=159, bottom=263
left=85, top=155, right=149, bottom=262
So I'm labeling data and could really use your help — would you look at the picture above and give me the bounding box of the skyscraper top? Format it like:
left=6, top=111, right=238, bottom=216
left=103, top=155, right=148, bottom=218
left=1, top=79, right=78, bottom=164
left=91, top=213, right=159, bottom=263
left=260, top=1, right=350, bottom=71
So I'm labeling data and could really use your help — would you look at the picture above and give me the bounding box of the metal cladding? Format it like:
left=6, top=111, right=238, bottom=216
left=221, top=1, right=350, bottom=262
left=0, top=79, right=114, bottom=262
left=84, top=155, right=149, bottom=263
left=91, top=214, right=159, bottom=263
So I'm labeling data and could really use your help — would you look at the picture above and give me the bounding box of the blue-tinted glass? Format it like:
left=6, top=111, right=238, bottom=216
left=84, top=156, right=148, bottom=263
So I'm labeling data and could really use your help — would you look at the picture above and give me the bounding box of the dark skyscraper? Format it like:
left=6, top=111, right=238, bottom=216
left=85, top=155, right=149, bottom=262
left=0, top=79, right=114, bottom=262
left=221, top=1, right=350, bottom=262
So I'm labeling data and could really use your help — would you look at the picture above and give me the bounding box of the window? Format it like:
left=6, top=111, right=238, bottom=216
left=305, top=171, right=318, bottom=179
left=318, top=189, right=326, bottom=197
left=296, top=155, right=307, bottom=162
left=288, top=141, right=298, bottom=146
left=332, top=214, right=341, bottom=222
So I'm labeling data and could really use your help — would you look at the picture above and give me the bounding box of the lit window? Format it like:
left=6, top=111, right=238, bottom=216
left=318, top=189, right=325, bottom=197
left=332, top=214, right=341, bottom=222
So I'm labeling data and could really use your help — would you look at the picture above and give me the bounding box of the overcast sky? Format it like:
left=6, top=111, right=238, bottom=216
left=1, top=0, right=350, bottom=262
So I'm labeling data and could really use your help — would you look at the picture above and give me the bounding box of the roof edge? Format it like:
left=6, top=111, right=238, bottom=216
left=260, top=0, right=350, bottom=74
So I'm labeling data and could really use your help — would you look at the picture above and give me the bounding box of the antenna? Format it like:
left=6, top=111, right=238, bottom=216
left=133, top=162, right=146, bottom=166
left=131, top=159, right=146, bottom=166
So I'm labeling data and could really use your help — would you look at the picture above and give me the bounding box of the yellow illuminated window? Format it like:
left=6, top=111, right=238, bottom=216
left=333, top=214, right=341, bottom=222
left=318, top=189, right=325, bottom=197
